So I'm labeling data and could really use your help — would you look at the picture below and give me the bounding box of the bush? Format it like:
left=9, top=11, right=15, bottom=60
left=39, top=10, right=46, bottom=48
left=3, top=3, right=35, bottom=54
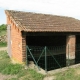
left=0, top=24, right=7, bottom=30
left=0, top=24, right=7, bottom=36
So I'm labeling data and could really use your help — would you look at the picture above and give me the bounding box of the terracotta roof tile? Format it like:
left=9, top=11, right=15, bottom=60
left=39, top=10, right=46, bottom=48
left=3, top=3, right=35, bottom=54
left=5, top=10, right=80, bottom=32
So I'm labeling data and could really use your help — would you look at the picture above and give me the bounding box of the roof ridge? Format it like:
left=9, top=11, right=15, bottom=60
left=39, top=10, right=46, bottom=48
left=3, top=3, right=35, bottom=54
left=5, top=10, right=78, bottom=20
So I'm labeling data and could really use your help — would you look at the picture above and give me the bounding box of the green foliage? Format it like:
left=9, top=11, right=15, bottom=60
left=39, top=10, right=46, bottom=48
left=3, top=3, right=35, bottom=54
left=1, top=50, right=80, bottom=80
left=17, top=69, right=44, bottom=80
left=28, top=69, right=44, bottom=80
left=0, top=51, right=9, bottom=59
left=0, top=51, right=44, bottom=80
left=0, top=24, right=7, bottom=36
left=0, top=24, right=7, bottom=30
left=0, top=24, right=7, bottom=45
left=0, top=42, right=7, bottom=47
left=2, top=64, right=22, bottom=75
left=0, top=51, right=10, bottom=72
left=0, top=51, right=22, bottom=75
left=17, top=69, right=28, bottom=78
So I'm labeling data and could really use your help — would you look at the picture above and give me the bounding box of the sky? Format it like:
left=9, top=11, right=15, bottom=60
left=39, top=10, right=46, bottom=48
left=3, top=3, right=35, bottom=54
left=0, top=0, right=80, bottom=25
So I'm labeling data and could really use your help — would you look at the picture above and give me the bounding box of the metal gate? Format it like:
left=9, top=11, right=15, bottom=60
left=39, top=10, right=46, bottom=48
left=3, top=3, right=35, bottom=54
left=27, top=45, right=66, bottom=71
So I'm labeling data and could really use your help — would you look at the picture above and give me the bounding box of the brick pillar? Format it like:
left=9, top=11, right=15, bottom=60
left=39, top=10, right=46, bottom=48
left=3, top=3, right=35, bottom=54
left=66, top=35, right=76, bottom=66
left=22, top=32, right=26, bottom=63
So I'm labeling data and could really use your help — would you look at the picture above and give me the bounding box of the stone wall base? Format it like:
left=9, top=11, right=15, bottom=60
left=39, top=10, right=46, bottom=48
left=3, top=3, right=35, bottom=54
left=66, top=59, right=75, bottom=66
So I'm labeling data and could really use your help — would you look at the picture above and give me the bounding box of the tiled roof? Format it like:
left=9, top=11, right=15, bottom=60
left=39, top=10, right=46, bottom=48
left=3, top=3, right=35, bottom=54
left=5, top=10, right=80, bottom=32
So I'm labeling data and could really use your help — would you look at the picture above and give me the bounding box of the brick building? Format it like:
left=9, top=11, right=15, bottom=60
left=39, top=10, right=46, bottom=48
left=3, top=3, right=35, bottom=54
left=5, top=10, right=80, bottom=70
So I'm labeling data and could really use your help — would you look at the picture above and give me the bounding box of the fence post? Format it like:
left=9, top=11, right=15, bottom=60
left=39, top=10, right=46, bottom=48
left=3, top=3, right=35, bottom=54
left=27, top=46, right=40, bottom=70
left=45, top=46, right=47, bottom=72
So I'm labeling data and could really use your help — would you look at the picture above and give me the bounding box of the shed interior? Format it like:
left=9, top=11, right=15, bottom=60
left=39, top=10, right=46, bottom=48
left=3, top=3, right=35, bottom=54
left=26, top=35, right=66, bottom=71
left=75, top=35, right=80, bottom=64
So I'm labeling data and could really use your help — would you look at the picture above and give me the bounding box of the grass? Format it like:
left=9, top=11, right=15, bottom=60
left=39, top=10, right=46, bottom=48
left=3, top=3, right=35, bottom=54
left=0, top=30, right=7, bottom=36
left=2, top=64, right=22, bottom=75
left=1, top=50, right=80, bottom=80
left=0, top=42, right=7, bottom=47
left=55, top=68, right=80, bottom=80
left=0, top=51, right=44, bottom=80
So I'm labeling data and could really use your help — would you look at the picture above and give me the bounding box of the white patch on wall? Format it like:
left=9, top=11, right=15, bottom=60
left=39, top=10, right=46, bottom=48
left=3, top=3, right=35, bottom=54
left=11, top=40, right=12, bottom=45
left=18, top=43, right=21, bottom=48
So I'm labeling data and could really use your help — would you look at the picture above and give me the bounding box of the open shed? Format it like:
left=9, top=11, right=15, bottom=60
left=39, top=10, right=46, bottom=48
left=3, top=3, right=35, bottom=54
left=5, top=10, right=80, bottom=71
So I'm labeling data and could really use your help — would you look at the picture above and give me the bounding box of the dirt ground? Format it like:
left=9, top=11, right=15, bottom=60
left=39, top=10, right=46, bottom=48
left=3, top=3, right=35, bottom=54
left=43, top=76, right=56, bottom=80
left=0, top=73, right=16, bottom=80
left=0, top=47, right=7, bottom=51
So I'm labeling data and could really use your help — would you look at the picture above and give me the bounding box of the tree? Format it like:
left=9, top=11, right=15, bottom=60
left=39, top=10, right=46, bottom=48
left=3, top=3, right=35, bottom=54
left=0, top=24, right=7, bottom=30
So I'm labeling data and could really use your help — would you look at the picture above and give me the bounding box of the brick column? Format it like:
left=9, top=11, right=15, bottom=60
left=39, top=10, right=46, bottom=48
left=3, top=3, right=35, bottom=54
left=66, top=35, right=76, bottom=65
left=22, top=32, right=27, bottom=63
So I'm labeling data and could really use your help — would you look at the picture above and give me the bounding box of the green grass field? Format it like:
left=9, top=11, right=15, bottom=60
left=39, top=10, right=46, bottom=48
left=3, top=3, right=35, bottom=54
left=55, top=67, right=80, bottom=80
left=0, top=51, right=44, bottom=80
left=0, top=50, right=80, bottom=80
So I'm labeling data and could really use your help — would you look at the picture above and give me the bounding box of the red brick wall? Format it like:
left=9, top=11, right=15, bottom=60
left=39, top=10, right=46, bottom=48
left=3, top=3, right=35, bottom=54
left=66, top=35, right=76, bottom=59
left=6, top=15, right=26, bottom=63
left=22, top=33, right=26, bottom=62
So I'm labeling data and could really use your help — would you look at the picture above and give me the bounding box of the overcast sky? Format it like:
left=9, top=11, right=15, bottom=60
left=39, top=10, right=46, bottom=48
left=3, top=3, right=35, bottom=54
left=0, top=0, right=80, bottom=25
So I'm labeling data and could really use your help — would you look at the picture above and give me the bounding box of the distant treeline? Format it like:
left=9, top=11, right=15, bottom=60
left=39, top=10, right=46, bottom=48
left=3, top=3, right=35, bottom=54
left=0, top=24, right=7, bottom=30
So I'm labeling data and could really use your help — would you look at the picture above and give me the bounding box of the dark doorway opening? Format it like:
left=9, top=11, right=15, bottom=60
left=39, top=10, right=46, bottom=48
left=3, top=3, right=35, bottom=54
left=26, top=36, right=66, bottom=46
left=26, top=35, right=66, bottom=71
left=75, top=35, right=80, bottom=64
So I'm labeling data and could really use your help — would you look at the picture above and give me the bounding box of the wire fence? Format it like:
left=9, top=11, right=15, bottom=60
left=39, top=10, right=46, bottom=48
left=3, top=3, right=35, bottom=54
left=26, top=44, right=80, bottom=72
left=27, top=45, right=66, bottom=71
